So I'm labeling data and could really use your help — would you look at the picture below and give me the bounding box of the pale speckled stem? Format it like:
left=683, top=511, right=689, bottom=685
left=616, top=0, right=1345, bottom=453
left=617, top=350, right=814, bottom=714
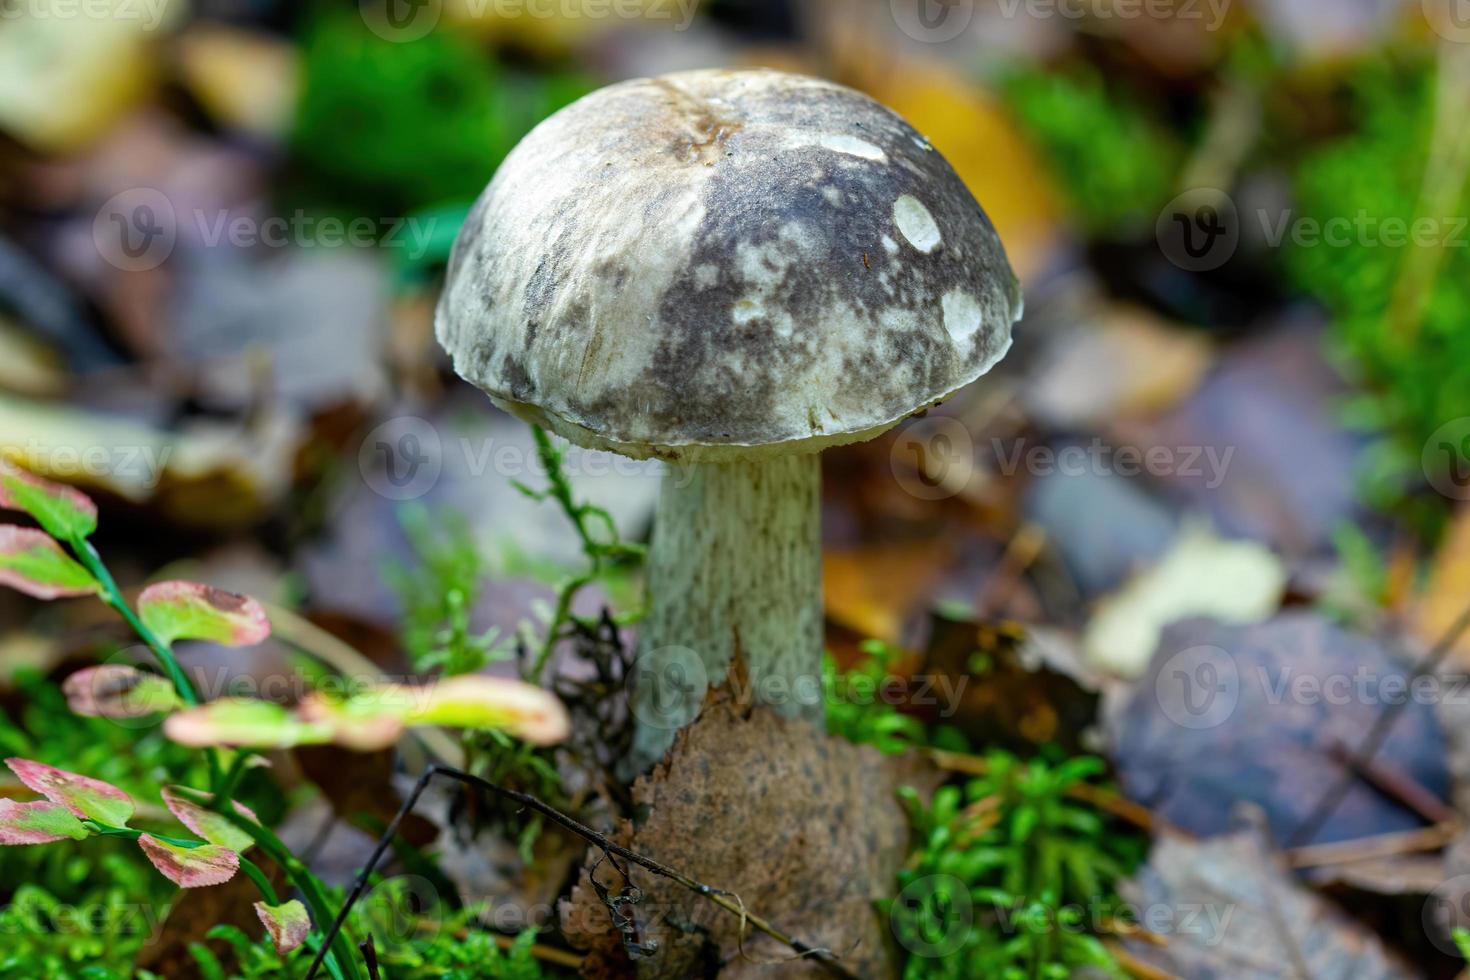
left=628, top=454, right=824, bottom=771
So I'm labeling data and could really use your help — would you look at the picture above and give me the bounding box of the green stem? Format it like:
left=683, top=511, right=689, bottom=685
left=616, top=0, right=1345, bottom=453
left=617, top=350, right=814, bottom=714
left=91, top=824, right=283, bottom=928
left=69, top=536, right=224, bottom=789
left=530, top=573, right=592, bottom=683
left=71, top=538, right=198, bottom=706
left=239, top=857, right=279, bottom=905
left=174, top=787, right=364, bottom=980
left=213, top=752, right=251, bottom=807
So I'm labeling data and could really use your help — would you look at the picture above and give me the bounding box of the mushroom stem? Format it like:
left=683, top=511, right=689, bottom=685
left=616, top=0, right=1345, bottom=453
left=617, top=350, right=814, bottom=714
left=629, top=452, right=823, bottom=769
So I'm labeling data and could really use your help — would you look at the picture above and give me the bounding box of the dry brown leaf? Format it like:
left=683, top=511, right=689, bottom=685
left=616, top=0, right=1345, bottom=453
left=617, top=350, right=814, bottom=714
left=173, top=25, right=299, bottom=138
left=1024, top=305, right=1214, bottom=430
left=1119, top=829, right=1417, bottom=979
left=823, top=541, right=952, bottom=645
left=560, top=694, right=940, bottom=978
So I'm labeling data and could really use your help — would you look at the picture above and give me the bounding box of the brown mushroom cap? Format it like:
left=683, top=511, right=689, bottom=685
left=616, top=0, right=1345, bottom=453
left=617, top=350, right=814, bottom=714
left=437, top=68, right=1022, bottom=462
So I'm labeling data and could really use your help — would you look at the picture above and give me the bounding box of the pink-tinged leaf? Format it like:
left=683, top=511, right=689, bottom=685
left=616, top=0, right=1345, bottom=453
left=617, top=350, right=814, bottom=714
left=0, top=799, right=89, bottom=844
left=62, top=665, right=181, bottom=719
left=138, top=581, right=270, bottom=648
left=137, top=833, right=239, bottom=887
left=0, top=461, right=98, bottom=540
left=5, top=758, right=133, bottom=827
left=0, top=526, right=98, bottom=600
left=160, top=786, right=256, bottom=852
left=163, top=699, right=333, bottom=750
left=296, top=693, right=406, bottom=751
left=393, top=676, right=571, bottom=746
left=254, top=899, right=310, bottom=954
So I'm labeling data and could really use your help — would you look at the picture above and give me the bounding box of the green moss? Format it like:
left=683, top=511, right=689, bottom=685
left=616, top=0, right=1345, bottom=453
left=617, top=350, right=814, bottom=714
left=290, top=9, right=594, bottom=215
left=999, top=65, right=1184, bottom=237
left=1287, top=53, right=1470, bottom=522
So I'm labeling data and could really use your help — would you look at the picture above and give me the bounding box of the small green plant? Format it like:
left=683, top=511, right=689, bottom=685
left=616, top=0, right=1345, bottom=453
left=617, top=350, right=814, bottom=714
left=0, top=462, right=570, bottom=980
left=1287, top=51, right=1470, bottom=526
left=824, top=640, right=926, bottom=755
left=890, top=752, right=1141, bottom=979
left=510, top=426, right=645, bottom=684
left=172, top=876, right=553, bottom=979
left=388, top=503, right=513, bottom=677
left=1000, top=63, right=1184, bottom=237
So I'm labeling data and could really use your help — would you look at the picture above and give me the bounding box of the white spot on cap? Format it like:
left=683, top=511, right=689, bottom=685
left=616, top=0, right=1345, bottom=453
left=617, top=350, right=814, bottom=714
left=941, top=290, right=983, bottom=343
left=894, top=195, right=941, bottom=253
left=823, top=186, right=843, bottom=206
left=819, top=134, right=886, bottom=161
left=881, top=235, right=899, bottom=255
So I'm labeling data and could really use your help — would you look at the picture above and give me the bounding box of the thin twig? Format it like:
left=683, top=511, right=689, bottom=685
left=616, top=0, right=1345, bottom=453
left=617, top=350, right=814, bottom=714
left=1286, top=821, right=1459, bottom=870
left=1326, top=742, right=1458, bottom=825
left=304, top=765, right=860, bottom=980
left=1288, top=598, right=1470, bottom=846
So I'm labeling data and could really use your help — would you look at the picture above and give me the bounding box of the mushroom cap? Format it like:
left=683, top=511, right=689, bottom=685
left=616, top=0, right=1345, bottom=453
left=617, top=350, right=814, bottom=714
left=437, top=68, right=1022, bottom=462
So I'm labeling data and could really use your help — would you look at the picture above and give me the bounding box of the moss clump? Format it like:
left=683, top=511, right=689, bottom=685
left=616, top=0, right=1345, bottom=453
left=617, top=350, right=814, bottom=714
left=1287, top=54, right=1470, bottom=522
left=999, top=65, right=1184, bottom=237
left=291, top=9, right=593, bottom=215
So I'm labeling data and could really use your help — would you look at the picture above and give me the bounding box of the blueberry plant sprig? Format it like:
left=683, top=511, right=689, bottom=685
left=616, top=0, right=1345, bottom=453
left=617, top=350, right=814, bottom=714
left=0, top=460, right=573, bottom=980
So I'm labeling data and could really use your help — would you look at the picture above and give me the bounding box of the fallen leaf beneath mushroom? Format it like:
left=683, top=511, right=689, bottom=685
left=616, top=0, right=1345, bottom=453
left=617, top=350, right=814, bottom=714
left=1117, top=829, right=1416, bottom=979
left=560, top=692, right=940, bottom=978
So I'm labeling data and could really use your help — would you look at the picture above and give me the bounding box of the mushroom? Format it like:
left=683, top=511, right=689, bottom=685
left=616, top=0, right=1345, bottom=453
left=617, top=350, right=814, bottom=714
left=437, top=69, right=1021, bottom=769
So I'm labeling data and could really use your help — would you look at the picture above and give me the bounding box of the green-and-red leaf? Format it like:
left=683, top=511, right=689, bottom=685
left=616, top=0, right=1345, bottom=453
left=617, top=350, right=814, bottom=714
left=295, top=693, right=406, bottom=751
left=254, top=899, right=310, bottom=954
left=138, top=581, right=271, bottom=647
left=137, top=833, right=239, bottom=887
left=0, top=526, right=98, bottom=600
left=160, top=786, right=256, bottom=852
left=0, top=799, right=89, bottom=844
left=163, top=699, right=332, bottom=750
left=62, top=665, right=182, bottom=719
left=5, top=758, right=133, bottom=826
left=391, top=676, right=571, bottom=746
left=0, top=461, right=98, bottom=540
